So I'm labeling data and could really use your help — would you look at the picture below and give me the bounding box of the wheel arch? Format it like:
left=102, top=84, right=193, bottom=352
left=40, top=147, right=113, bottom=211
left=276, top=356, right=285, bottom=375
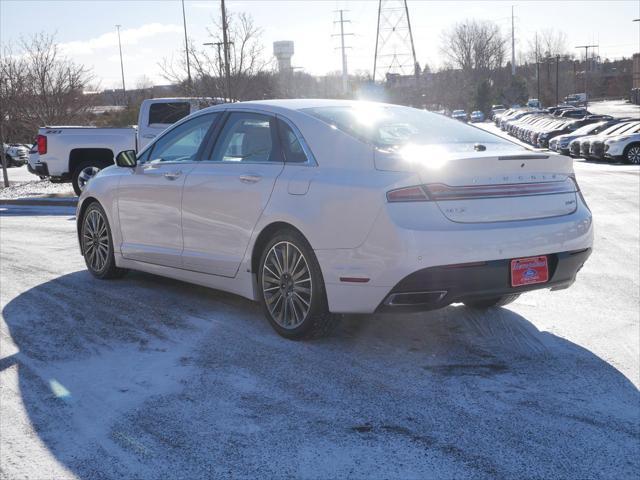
left=250, top=221, right=312, bottom=275
left=69, top=148, right=114, bottom=174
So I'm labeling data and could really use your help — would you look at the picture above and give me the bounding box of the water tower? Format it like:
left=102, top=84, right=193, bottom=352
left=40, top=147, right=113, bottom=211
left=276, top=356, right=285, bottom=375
left=273, top=41, right=294, bottom=73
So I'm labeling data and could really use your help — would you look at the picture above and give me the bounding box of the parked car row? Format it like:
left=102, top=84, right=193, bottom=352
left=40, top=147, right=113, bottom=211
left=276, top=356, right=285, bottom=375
left=493, top=105, right=640, bottom=164
left=566, top=120, right=640, bottom=163
left=2, top=143, right=30, bottom=167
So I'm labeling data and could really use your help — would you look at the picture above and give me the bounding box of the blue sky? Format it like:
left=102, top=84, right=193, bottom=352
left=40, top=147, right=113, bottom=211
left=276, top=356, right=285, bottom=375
left=1, top=0, right=638, bottom=89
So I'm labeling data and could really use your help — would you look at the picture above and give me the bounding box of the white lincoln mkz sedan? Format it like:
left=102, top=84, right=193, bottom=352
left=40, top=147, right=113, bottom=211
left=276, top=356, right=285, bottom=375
left=77, top=99, right=593, bottom=338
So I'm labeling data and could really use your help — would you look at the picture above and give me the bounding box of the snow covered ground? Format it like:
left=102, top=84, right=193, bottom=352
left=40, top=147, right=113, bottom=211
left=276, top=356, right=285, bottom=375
left=1, top=162, right=638, bottom=479
left=587, top=99, right=640, bottom=118
left=0, top=166, right=75, bottom=200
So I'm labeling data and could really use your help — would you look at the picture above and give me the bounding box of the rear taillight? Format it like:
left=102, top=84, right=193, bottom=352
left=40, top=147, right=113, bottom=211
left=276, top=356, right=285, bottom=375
left=37, top=135, right=47, bottom=155
left=386, top=185, right=430, bottom=202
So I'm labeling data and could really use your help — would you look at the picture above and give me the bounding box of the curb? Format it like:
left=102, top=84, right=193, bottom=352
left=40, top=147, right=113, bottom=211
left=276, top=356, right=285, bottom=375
left=0, top=198, right=78, bottom=207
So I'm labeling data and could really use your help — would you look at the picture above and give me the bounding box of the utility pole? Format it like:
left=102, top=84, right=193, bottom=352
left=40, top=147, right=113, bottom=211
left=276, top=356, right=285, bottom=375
left=372, top=0, right=418, bottom=83
left=0, top=119, right=8, bottom=188
left=115, top=25, right=126, bottom=106
left=332, top=10, right=353, bottom=94
left=181, top=0, right=192, bottom=90
left=511, top=5, right=516, bottom=76
left=403, top=0, right=418, bottom=78
left=536, top=32, right=540, bottom=100
left=203, top=41, right=233, bottom=94
left=575, top=44, right=598, bottom=107
left=555, top=55, right=560, bottom=106
left=373, top=0, right=382, bottom=82
left=220, top=0, right=232, bottom=101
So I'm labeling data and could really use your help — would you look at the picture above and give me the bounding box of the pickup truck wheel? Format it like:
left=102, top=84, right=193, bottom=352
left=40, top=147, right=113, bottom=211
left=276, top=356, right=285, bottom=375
left=72, top=161, right=103, bottom=196
left=81, top=202, right=127, bottom=279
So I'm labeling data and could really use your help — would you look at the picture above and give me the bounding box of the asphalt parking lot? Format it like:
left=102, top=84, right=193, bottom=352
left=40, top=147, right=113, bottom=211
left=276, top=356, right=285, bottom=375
left=1, top=157, right=639, bottom=478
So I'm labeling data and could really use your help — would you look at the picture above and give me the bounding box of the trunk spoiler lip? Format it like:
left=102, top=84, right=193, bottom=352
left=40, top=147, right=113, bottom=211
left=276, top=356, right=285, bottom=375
left=498, top=154, right=549, bottom=160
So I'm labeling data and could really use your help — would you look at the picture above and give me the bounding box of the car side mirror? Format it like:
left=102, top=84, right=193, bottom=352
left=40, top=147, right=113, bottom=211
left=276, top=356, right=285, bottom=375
left=115, top=150, right=137, bottom=168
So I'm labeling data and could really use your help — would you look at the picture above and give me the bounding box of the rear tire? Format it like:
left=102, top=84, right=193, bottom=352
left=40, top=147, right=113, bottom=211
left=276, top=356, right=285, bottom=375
left=258, top=229, right=339, bottom=339
left=81, top=202, right=127, bottom=280
left=624, top=144, right=640, bottom=165
left=464, top=294, right=520, bottom=309
left=72, top=160, right=105, bottom=196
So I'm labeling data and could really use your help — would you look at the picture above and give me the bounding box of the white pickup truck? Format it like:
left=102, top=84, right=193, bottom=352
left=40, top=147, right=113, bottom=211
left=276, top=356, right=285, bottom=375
left=31, top=97, right=223, bottom=194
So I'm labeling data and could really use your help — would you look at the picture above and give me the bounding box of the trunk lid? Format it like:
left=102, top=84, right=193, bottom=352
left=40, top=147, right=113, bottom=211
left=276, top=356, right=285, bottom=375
left=376, top=145, right=578, bottom=223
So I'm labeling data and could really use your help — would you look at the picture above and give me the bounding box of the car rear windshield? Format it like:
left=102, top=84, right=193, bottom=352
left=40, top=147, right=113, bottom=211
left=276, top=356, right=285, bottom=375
left=303, top=105, right=514, bottom=150
left=149, top=102, right=191, bottom=125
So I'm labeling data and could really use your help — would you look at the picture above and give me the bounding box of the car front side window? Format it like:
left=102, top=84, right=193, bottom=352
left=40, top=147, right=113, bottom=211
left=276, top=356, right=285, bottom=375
left=146, top=113, right=218, bottom=164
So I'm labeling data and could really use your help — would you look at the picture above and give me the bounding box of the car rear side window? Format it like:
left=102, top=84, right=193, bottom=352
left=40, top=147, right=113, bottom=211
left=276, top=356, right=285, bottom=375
left=278, top=119, right=311, bottom=163
left=209, top=112, right=281, bottom=163
left=148, top=102, right=191, bottom=126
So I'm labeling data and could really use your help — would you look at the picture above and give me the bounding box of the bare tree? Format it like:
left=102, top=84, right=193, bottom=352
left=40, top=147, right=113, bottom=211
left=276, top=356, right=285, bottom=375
left=440, top=20, right=506, bottom=75
left=1, top=33, right=95, bottom=141
left=525, top=29, right=571, bottom=63
left=160, top=11, right=272, bottom=100
left=0, top=33, right=95, bottom=186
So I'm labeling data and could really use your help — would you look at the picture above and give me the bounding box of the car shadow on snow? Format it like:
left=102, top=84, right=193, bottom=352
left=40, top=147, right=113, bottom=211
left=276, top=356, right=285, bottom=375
left=2, top=270, right=639, bottom=479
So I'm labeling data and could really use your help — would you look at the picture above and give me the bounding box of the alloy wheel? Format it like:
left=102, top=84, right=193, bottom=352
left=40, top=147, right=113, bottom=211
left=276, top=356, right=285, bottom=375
left=627, top=146, right=640, bottom=165
left=78, top=166, right=100, bottom=191
left=262, top=241, right=312, bottom=329
left=83, top=209, right=110, bottom=272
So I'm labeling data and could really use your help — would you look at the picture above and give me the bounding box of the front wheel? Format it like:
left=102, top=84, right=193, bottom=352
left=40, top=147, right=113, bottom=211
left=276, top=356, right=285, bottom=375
left=81, top=202, right=127, bottom=279
left=624, top=144, right=640, bottom=165
left=258, top=230, right=338, bottom=339
left=463, top=294, right=520, bottom=309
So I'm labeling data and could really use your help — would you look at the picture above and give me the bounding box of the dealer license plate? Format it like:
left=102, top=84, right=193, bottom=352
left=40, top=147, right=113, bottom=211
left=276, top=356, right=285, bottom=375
left=511, top=256, right=549, bottom=287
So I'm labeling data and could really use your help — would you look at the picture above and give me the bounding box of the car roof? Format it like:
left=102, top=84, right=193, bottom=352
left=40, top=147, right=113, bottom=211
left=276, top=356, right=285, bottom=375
left=227, top=98, right=395, bottom=111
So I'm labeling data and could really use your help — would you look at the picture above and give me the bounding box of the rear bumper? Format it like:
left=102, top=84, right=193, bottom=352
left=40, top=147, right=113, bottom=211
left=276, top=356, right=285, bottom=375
left=28, top=162, right=49, bottom=176
left=375, top=248, right=591, bottom=313
left=319, top=199, right=593, bottom=314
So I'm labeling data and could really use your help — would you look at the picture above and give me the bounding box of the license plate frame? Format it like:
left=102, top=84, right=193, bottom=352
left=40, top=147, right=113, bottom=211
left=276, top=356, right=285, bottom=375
left=510, top=256, right=549, bottom=287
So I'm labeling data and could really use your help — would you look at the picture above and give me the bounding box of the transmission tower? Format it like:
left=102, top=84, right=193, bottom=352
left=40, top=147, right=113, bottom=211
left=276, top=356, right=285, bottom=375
left=372, top=0, right=418, bottom=82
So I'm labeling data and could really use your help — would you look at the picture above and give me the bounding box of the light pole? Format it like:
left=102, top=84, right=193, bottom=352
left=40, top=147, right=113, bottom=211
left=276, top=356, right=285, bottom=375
left=220, top=0, right=231, bottom=101
left=181, top=0, right=192, bottom=90
left=575, top=45, right=598, bottom=107
left=115, top=25, right=126, bottom=106
left=203, top=41, right=233, bottom=92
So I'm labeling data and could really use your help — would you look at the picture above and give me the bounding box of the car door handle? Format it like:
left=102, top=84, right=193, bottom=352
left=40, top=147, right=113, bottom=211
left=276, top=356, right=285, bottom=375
left=164, top=170, right=182, bottom=180
left=239, top=174, right=262, bottom=184
left=142, top=133, right=156, bottom=139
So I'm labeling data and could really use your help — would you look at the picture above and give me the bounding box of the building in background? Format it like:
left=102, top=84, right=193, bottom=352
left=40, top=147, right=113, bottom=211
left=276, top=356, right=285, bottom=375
left=273, top=41, right=295, bottom=74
